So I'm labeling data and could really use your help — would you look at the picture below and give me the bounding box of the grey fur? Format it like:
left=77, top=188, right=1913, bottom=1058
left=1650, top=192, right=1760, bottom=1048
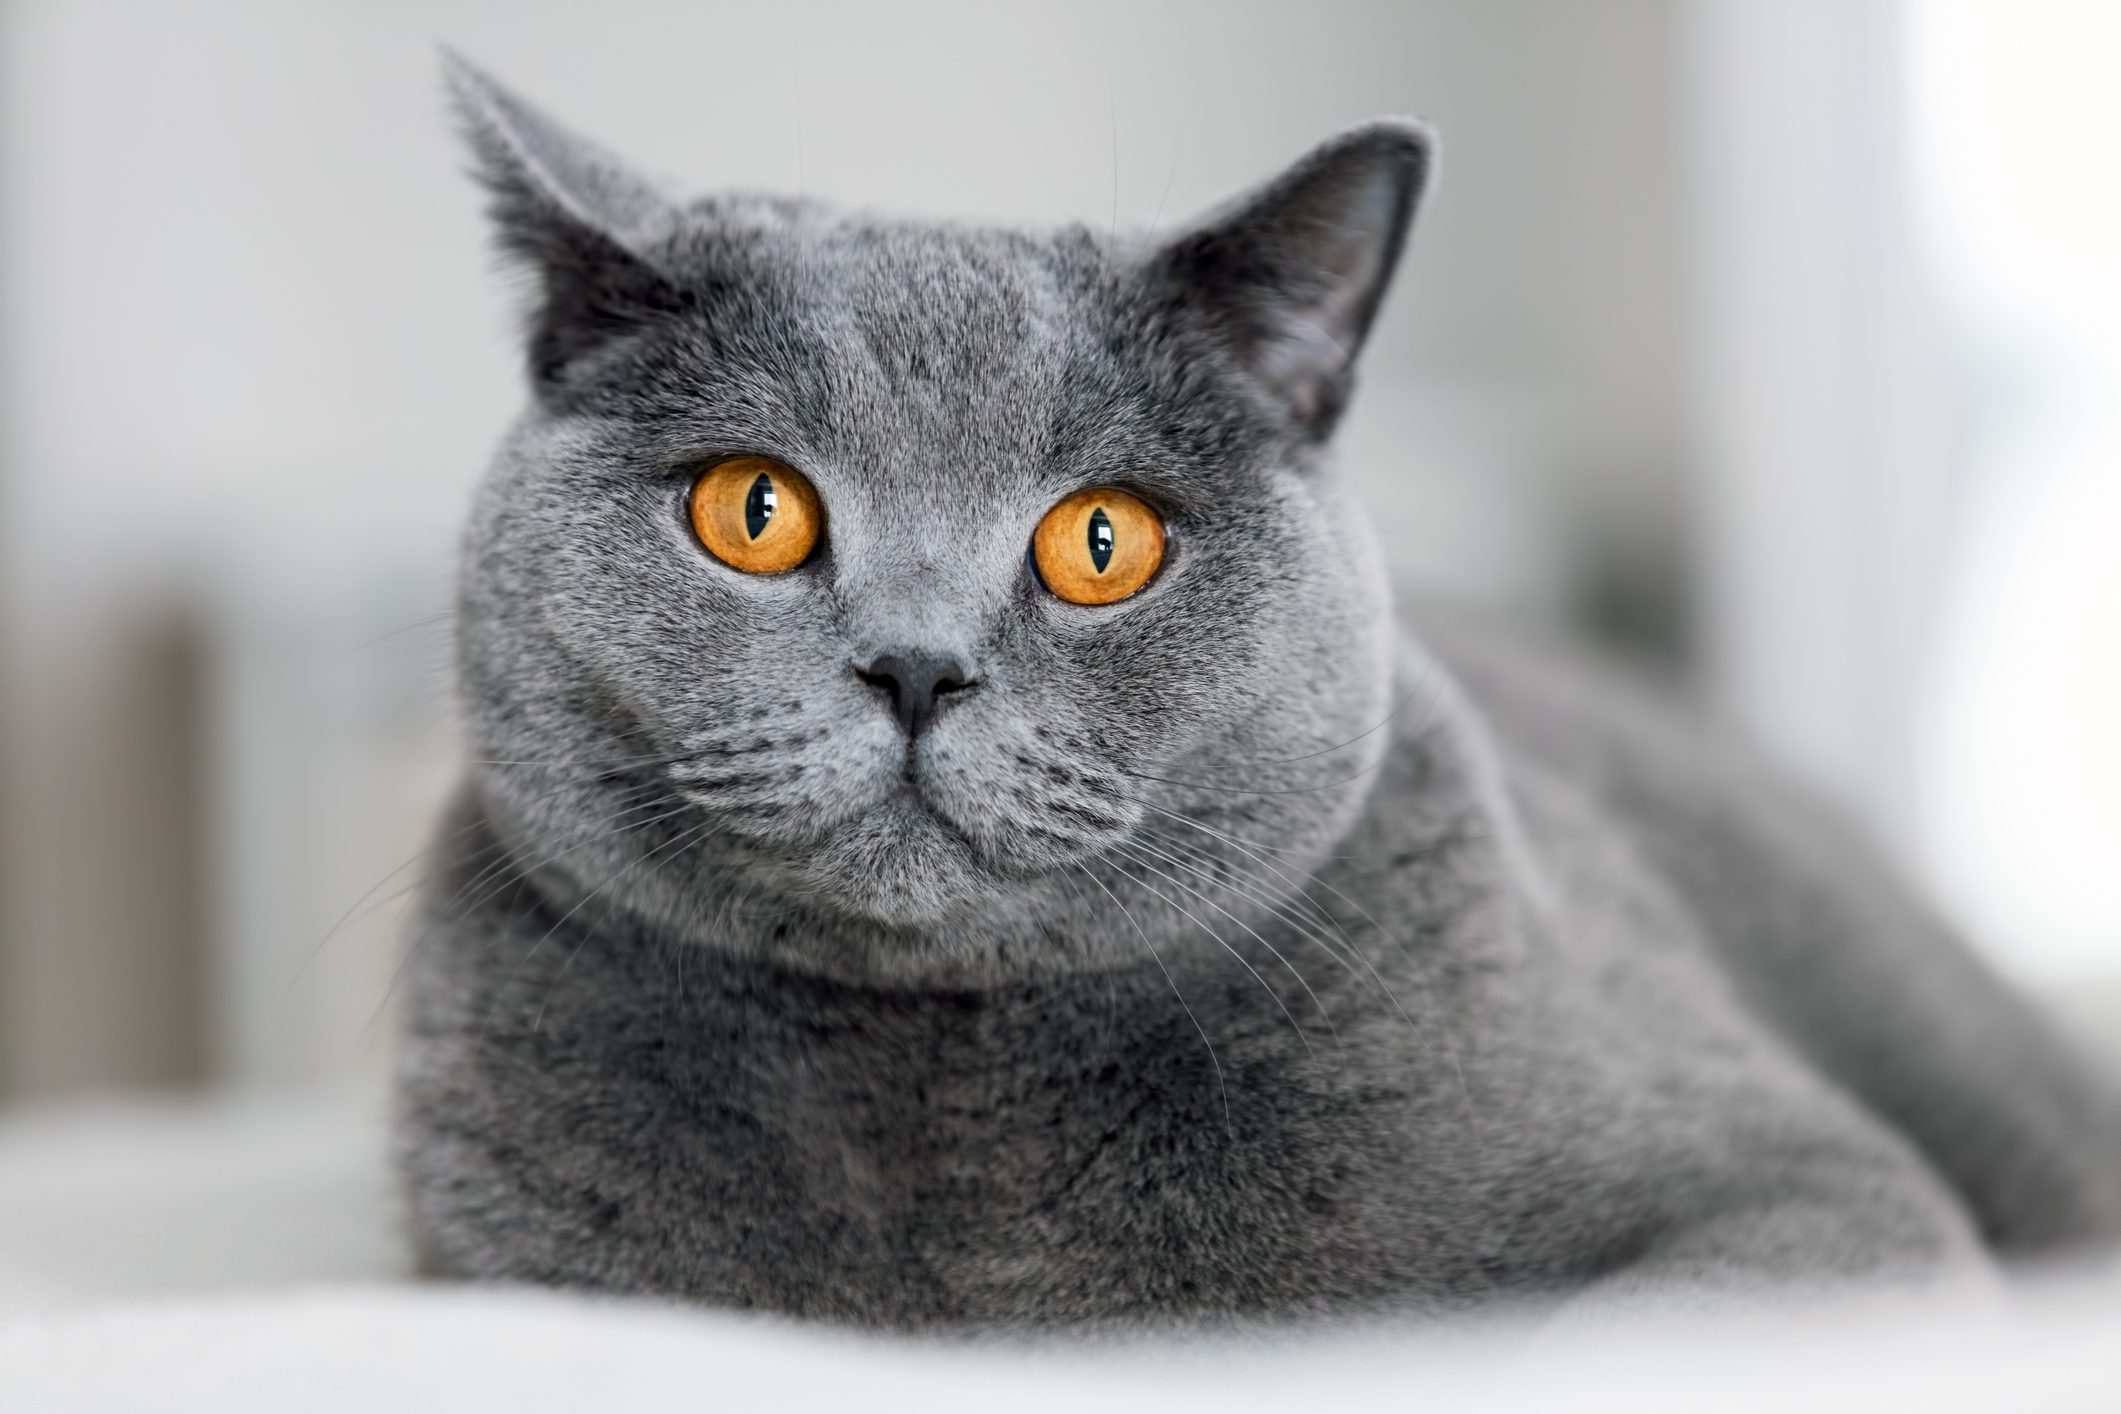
left=395, top=58, right=2121, bottom=1330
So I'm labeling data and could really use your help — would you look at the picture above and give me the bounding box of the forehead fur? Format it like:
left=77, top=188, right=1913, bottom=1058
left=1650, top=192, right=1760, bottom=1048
left=541, top=195, right=1272, bottom=509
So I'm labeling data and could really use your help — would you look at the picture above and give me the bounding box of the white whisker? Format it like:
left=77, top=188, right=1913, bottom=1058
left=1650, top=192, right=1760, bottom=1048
left=1075, top=862, right=1231, bottom=1134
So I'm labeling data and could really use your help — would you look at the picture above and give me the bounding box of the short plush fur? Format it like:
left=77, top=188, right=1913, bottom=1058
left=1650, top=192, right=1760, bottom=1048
left=394, top=56, right=2121, bottom=1329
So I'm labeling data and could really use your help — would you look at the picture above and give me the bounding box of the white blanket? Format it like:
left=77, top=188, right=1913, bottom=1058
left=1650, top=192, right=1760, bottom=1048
left=2, top=1092, right=2116, bottom=1412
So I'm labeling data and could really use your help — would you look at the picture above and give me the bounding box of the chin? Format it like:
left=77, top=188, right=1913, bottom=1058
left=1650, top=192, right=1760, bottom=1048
left=796, top=796, right=993, bottom=927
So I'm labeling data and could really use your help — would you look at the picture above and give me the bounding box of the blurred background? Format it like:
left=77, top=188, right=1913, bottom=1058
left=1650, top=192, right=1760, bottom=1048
left=0, top=0, right=2115, bottom=1106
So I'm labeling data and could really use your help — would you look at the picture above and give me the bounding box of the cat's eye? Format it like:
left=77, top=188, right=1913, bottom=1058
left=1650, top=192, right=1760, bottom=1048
left=1032, top=487, right=1165, bottom=605
left=689, top=456, right=823, bottom=574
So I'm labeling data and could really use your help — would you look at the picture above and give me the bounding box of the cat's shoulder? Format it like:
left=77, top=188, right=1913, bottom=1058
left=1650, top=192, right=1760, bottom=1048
left=1396, top=591, right=1724, bottom=789
left=1390, top=589, right=1886, bottom=918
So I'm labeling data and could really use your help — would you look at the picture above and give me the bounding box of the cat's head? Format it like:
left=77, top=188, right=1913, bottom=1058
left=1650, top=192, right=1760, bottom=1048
left=446, top=56, right=1431, bottom=974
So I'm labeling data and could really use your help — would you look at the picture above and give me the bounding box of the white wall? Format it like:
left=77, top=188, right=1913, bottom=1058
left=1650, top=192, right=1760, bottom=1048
left=1682, top=0, right=2121, bottom=985
left=1679, top=0, right=1950, bottom=844
left=1906, top=0, right=2121, bottom=982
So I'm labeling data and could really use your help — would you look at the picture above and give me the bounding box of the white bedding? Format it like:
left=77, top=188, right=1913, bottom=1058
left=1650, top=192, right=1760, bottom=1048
left=2, top=1090, right=2117, bottom=1412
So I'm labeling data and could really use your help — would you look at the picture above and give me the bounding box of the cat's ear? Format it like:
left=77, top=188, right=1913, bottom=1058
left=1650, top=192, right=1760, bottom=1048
left=442, top=51, right=686, bottom=391
left=1151, top=120, right=1432, bottom=438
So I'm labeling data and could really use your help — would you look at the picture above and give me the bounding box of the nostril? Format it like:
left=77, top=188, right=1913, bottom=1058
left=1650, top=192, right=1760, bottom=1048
left=855, top=662, right=903, bottom=709
left=855, top=652, right=977, bottom=738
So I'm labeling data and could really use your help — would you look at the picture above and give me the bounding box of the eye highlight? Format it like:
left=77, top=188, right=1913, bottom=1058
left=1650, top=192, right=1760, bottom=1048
left=689, top=456, right=823, bottom=574
left=1032, top=487, right=1165, bottom=605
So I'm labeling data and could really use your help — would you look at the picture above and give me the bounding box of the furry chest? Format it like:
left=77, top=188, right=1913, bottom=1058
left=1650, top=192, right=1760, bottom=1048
left=402, top=975, right=1457, bottom=1326
left=609, top=1040, right=1434, bottom=1325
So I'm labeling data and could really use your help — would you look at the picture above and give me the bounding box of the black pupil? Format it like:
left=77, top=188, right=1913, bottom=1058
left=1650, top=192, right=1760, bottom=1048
left=744, top=473, right=778, bottom=540
left=1087, top=506, right=1115, bottom=572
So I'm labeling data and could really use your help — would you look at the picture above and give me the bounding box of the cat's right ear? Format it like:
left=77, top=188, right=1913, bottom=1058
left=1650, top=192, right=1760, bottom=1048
left=1147, top=120, right=1432, bottom=441
left=443, top=51, right=685, bottom=393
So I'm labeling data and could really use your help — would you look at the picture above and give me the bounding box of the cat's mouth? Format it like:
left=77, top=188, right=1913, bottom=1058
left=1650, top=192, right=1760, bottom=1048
left=697, top=724, right=1128, bottom=925
left=793, top=781, right=991, bottom=925
left=872, top=774, right=979, bottom=848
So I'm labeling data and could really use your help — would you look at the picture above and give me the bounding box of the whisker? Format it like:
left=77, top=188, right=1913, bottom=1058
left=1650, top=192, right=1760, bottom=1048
left=1132, top=826, right=1470, bottom=1111
left=288, top=768, right=648, bottom=999
left=461, top=712, right=697, bottom=771
left=1075, top=862, right=1231, bottom=1135
left=367, top=794, right=694, bottom=1038
left=1144, top=806, right=1477, bottom=1115
left=528, top=815, right=719, bottom=1034
left=1109, top=836, right=1341, bottom=1051
left=1134, top=825, right=1381, bottom=1000
left=469, top=745, right=699, bottom=772
left=288, top=830, right=488, bottom=1001
left=1112, top=757, right=1387, bottom=799
left=476, top=797, right=708, bottom=938
left=1183, top=667, right=1437, bottom=773
left=1146, top=134, right=1184, bottom=239
left=351, top=609, right=454, bottom=652
left=1054, top=866, right=1124, bottom=1019
left=442, top=789, right=679, bottom=930
left=1112, top=696, right=1455, bottom=806
left=1099, top=851, right=1318, bottom=1059
left=1132, top=796, right=1441, bottom=864
left=1138, top=821, right=1370, bottom=957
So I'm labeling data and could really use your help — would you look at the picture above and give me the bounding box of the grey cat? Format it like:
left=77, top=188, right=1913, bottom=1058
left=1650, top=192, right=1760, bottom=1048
left=394, top=56, right=2121, bottom=1329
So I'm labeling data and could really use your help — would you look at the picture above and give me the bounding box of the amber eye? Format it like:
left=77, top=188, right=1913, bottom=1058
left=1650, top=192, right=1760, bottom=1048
left=1032, top=487, right=1165, bottom=605
left=689, top=456, right=823, bottom=574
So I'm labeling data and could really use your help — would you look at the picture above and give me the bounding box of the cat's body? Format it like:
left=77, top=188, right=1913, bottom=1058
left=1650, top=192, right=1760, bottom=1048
left=398, top=611, right=2121, bottom=1325
left=395, top=59, right=2121, bottom=1328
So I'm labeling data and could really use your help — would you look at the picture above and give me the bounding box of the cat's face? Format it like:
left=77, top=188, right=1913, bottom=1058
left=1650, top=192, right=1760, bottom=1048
left=447, top=59, right=1429, bottom=967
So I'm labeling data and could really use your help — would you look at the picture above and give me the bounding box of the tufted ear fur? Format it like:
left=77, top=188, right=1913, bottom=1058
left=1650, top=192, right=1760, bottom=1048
left=1153, top=120, right=1432, bottom=439
left=442, top=50, right=688, bottom=393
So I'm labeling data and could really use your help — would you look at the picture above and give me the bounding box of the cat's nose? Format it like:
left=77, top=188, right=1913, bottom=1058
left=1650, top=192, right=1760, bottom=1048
left=854, top=652, right=978, bottom=739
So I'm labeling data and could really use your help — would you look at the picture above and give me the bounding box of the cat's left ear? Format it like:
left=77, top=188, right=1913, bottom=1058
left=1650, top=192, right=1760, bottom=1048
left=1150, top=120, right=1432, bottom=438
left=442, top=50, right=685, bottom=392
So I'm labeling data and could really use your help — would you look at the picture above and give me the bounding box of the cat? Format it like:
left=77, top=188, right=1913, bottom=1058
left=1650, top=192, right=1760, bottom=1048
left=394, top=54, right=2121, bottom=1329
